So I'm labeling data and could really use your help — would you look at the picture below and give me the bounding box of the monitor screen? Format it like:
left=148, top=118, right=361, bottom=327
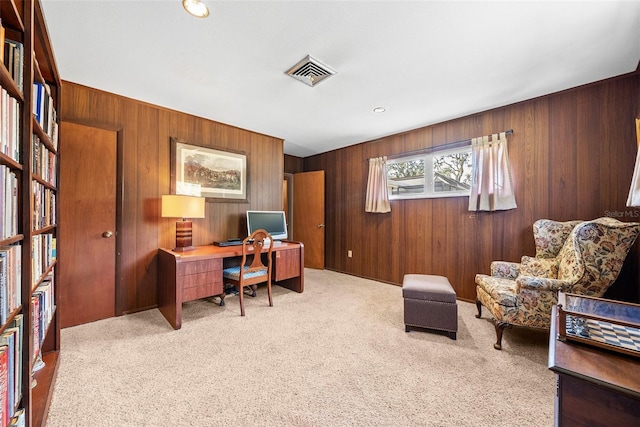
left=246, top=210, right=288, bottom=241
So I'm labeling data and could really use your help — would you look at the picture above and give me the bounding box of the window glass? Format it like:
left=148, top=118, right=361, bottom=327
left=387, top=147, right=472, bottom=200
left=387, top=156, right=425, bottom=197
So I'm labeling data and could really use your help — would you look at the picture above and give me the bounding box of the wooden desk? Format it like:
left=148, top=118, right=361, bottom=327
left=157, top=241, right=304, bottom=329
left=548, top=305, right=640, bottom=426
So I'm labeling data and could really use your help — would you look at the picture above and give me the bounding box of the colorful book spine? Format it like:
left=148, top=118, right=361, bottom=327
left=0, top=87, right=20, bottom=163
left=0, top=345, right=7, bottom=426
left=0, top=165, right=19, bottom=239
left=3, top=39, right=23, bottom=93
left=32, top=82, right=57, bottom=143
left=0, top=245, right=21, bottom=325
left=31, top=135, right=57, bottom=187
left=0, top=326, right=19, bottom=418
left=9, top=315, right=21, bottom=411
left=31, top=182, right=57, bottom=231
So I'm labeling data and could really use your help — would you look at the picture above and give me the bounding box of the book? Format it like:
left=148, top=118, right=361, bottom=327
left=3, top=39, right=23, bottom=92
left=0, top=253, right=5, bottom=324
left=31, top=295, right=40, bottom=360
left=32, top=82, right=42, bottom=123
left=0, top=20, right=5, bottom=64
left=9, top=315, right=21, bottom=407
left=0, top=345, right=8, bottom=427
left=0, top=245, right=21, bottom=324
left=0, top=244, right=22, bottom=325
left=0, top=327, right=18, bottom=416
left=4, top=40, right=14, bottom=81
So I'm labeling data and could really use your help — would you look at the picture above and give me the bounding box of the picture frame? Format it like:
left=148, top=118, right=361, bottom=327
left=170, top=137, right=248, bottom=203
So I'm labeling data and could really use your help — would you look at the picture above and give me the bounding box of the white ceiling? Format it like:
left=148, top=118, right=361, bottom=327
left=41, top=0, right=640, bottom=158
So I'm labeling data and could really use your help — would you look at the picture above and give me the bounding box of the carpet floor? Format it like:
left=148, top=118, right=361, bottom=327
left=45, top=268, right=555, bottom=426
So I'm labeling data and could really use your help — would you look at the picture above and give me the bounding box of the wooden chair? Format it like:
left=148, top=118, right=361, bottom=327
left=222, top=229, right=274, bottom=316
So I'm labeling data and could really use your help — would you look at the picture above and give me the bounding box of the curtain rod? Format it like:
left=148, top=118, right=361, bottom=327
left=377, top=129, right=513, bottom=161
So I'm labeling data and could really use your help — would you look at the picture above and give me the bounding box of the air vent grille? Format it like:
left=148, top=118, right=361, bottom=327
left=285, top=55, right=336, bottom=87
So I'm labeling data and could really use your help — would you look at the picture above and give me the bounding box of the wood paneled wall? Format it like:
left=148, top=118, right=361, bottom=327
left=60, top=81, right=284, bottom=314
left=305, top=72, right=640, bottom=302
left=285, top=154, right=304, bottom=174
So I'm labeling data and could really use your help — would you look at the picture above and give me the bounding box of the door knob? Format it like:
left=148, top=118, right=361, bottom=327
left=317, top=224, right=325, bottom=228
left=102, top=231, right=114, bottom=238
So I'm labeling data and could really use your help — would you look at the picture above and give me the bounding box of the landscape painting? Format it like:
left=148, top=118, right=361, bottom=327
left=170, top=138, right=247, bottom=202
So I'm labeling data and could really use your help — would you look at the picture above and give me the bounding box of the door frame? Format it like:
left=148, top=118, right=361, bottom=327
left=61, top=119, right=125, bottom=316
left=284, top=173, right=294, bottom=239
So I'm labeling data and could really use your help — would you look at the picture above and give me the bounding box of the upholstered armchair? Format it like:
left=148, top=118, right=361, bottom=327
left=475, top=217, right=640, bottom=349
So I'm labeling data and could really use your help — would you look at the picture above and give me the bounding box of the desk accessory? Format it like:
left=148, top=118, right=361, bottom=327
left=162, top=194, right=205, bottom=251
left=557, top=292, right=640, bottom=358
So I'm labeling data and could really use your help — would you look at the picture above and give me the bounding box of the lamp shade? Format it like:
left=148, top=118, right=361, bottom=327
left=161, top=195, right=205, bottom=219
left=626, top=119, right=640, bottom=207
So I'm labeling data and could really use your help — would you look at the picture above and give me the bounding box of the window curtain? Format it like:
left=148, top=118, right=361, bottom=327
left=468, top=132, right=517, bottom=212
left=365, top=156, right=391, bottom=213
left=626, top=118, right=640, bottom=207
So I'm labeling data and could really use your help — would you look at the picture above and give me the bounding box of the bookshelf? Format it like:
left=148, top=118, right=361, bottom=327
left=0, top=1, right=60, bottom=426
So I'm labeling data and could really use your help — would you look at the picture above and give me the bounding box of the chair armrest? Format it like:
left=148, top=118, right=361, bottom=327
left=490, top=261, right=520, bottom=279
left=516, top=276, right=571, bottom=292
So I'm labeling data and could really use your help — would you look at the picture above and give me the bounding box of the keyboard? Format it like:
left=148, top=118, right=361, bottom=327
left=213, top=240, right=244, bottom=247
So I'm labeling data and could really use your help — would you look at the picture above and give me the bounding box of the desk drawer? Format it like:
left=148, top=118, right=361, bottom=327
left=178, top=258, right=222, bottom=275
left=182, top=272, right=223, bottom=302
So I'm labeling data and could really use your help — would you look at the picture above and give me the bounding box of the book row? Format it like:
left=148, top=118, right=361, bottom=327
left=32, top=271, right=54, bottom=362
left=0, top=245, right=21, bottom=325
left=32, top=181, right=56, bottom=231
left=0, top=87, right=21, bottom=163
left=0, top=313, right=23, bottom=427
left=2, top=32, right=24, bottom=94
left=33, top=82, right=58, bottom=150
left=31, top=234, right=55, bottom=287
left=0, top=165, right=18, bottom=240
left=32, top=135, right=57, bottom=187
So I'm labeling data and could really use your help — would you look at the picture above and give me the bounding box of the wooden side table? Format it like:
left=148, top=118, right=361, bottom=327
left=548, top=304, right=640, bottom=426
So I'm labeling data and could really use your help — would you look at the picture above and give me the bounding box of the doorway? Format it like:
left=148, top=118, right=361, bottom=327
left=58, top=121, right=120, bottom=327
left=292, top=170, right=325, bottom=269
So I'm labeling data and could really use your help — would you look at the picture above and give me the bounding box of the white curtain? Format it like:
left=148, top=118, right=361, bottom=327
left=468, top=132, right=517, bottom=212
left=365, top=156, right=391, bottom=213
left=626, top=119, right=640, bottom=207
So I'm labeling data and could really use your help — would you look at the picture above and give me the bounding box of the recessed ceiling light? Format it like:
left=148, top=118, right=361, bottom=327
left=373, top=107, right=386, bottom=113
left=183, top=0, right=209, bottom=18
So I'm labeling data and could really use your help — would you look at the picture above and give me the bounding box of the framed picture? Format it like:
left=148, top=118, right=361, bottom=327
left=170, top=137, right=248, bottom=202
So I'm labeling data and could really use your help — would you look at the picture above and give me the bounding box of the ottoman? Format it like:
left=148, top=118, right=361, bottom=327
left=403, top=274, right=458, bottom=340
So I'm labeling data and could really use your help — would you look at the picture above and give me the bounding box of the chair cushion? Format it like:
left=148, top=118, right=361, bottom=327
left=223, top=265, right=268, bottom=280
left=565, top=217, right=640, bottom=295
left=490, top=261, right=520, bottom=279
left=474, top=274, right=519, bottom=307
left=533, top=219, right=582, bottom=259
left=519, top=255, right=558, bottom=279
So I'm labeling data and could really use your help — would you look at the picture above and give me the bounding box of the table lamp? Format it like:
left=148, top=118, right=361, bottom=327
left=162, top=194, right=206, bottom=251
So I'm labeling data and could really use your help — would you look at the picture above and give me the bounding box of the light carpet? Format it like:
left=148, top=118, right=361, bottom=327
left=45, top=269, right=555, bottom=426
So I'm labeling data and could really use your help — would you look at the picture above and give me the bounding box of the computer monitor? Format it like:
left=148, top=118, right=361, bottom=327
left=246, top=210, right=288, bottom=241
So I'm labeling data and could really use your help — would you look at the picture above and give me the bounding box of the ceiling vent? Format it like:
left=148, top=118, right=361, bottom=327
left=285, top=55, right=336, bottom=87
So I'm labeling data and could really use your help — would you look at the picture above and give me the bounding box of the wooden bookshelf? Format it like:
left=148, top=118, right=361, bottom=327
left=0, top=1, right=60, bottom=426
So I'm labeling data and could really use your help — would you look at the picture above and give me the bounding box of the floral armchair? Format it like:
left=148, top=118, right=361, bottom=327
left=475, top=217, right=640, bottom=350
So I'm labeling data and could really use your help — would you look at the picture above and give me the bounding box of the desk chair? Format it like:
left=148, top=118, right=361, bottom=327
left=222, top=229, right=274, bottom=316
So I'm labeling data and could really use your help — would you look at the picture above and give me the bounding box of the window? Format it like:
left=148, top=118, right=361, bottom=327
left=386, top=146, right=472, bottom=200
